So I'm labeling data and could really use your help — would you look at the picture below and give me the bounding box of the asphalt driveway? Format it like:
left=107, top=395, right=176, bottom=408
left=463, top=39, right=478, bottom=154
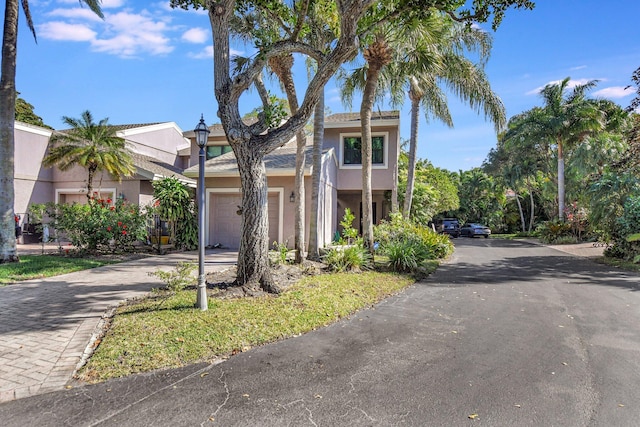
left=2, top=239, right=640, bottom=426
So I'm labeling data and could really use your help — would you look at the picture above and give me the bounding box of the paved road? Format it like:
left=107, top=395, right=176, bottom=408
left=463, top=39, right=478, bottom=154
left=2, top=239, right=640, bottom=426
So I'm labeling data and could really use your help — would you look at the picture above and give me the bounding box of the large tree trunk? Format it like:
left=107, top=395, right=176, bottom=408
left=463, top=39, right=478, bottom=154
left=235, top=146, right=278, bottom=293
left=0, top=0, right=19, bottom=263
left=557, top=139, right=565, bottom=221
left=307, top=91, right=325, bottom=260
left=403, top=87, right=421, bottom=218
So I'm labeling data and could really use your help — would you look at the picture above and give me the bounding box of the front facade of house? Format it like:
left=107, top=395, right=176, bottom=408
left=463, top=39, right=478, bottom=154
left=13, top=121, right=194, bottom=228
left=183, top=111, right=400, bottom=249
left=13, top=111, right=399, bottom=250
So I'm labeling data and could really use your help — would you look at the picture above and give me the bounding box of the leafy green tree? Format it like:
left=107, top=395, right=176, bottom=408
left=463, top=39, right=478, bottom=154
left=43, top=111, right=135, bottom=203
left=15, top=93, right=51, bottom=128
left=391, top=18, right=505, bottom=218
left=452, top=168, right=503, bottom=228
left=397, top=151, right=459, bottom=225
left=151, top=177, right=198, bottom=251
left=627, top=66, right=640, bottom=113
left=0, top=0, right=103, bottom=264
left=506, top=78, right=605, bottom=220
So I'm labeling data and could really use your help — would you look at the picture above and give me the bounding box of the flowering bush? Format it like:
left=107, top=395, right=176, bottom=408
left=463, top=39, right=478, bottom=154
left=45, top=197, right=147, bottom=252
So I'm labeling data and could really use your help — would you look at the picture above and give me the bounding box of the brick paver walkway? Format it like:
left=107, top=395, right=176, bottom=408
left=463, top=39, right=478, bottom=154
left=0, top=249, right=237, bottom=403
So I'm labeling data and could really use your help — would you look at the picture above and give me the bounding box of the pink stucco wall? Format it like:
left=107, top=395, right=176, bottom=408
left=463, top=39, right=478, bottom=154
left=323, top=124, right=399, bottom=191
left=13, top=122, right=54, bottom=220
left=119, top=123, right=188, bottom=166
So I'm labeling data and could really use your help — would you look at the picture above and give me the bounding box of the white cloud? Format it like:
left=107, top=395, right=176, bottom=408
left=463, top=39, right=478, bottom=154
left=56, top=0, right=123, bottom=6
left=102, top=0, right=125, bottom=7
left=593, top=86, right=635, bottom=99
left=188, top=45, right=213, bottom=59
left=188, top=46, right=244, bottom=59
left=182, top=28, right=208, bottom=43
left=570, top=65, right=587, bottom=71
left=48, top=8, right=104, bottom=22
left=90, top=11, right=174, bottom=57
left=38, top=21, right=96, bottom=41
left=525, top=78, right=597, bottom=96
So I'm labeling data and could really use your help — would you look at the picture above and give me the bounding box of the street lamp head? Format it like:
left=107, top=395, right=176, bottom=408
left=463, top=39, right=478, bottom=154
left=194, top=114, right=210, bottom=149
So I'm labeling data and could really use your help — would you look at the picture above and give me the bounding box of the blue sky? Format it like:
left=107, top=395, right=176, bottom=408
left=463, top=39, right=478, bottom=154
left=9, top=0, right=640, bottom=172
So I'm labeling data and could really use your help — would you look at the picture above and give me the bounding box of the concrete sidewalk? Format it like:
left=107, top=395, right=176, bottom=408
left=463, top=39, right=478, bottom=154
left=0, top=248, right=237, bottom=403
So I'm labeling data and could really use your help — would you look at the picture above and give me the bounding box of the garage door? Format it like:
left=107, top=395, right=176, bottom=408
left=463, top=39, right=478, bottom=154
left=210, top=193, right=280, bottom=249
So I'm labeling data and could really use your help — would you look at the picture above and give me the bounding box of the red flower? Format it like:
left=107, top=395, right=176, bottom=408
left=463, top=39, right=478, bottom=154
left=117, top=221, right=122, bottom=227
left=110, top=206, right=115, bottom=211
left=122, top=230, right=127, bottom=235
left=122, top=224, right=127, bottom=229
left=107, top=226, right=112, bottom=231
left=106, top=198, right=112, bottom=204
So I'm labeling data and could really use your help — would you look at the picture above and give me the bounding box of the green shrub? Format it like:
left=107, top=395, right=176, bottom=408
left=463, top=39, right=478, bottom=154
left=552, top=235, right=578, bottom=245
left=45, top=198, right=147, bottom=252
left=149, top=261, right=196, bottom=293
left=271, top=241, right=290, bottom=265
left=536, top=220, right=573, bottom=244
left=384, top=240, right=418, bottom=272
left=374, top=213, right=453, bottom=273
left=338, top=208, right=358, bottom=244
left=323, top=241, right=371, bottom=272
left=151, top=177, right=198, bottom=250
left=606, top=196, right=640, bottom=262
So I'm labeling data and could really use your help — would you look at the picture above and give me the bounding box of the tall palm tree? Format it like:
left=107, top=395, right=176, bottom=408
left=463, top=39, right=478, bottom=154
left=43, top=110, right=135, bottom=202
left=508, top=78, right=604, bottom=220
left=394, top=18, right=505, bottom=218
left=1, top=0, right=103, bottom=263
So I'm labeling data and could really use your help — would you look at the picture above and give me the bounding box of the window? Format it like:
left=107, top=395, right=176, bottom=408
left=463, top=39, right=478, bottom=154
left=342, top=136, right=385, bottom=165
left=206, top=145, right=233, bottom=160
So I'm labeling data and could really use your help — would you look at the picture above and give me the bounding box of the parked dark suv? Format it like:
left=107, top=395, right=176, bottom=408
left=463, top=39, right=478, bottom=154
left=435, top=218, right=460, bottom=238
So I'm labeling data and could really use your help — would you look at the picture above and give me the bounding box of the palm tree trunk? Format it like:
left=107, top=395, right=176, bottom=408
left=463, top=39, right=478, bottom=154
left=403, top=90, right=420, bottom=218
left=269, top=54, right=305, bottom=263
left=557, top=139, right=565, bottom=221
left=515, top=193, right=525, bottom=233
left=86, top=164, right=97, bottom=203
left=526, top=178, right=535, bottom=233
left=360, top=36, right=391, bottom=251
left=307, top=92, right=324, bottom=260
left=360, top=73, right=378, bottom=251
left=0, top=0, right=19, bottom=263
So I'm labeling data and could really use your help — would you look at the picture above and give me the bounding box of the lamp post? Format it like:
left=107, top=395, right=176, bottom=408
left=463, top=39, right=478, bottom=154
left=194, top=114, right=210, bottom=311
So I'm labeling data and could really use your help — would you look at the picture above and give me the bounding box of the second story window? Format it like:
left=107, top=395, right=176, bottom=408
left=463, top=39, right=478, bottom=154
left=343, top=136, right=385, bottom=165
left=206, top=145, right=233, bottom=160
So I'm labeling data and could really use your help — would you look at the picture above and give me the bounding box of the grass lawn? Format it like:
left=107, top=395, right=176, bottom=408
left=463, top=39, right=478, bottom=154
left=79, top=271, right=415, bottom=383
left=0, top=255, right=122, bottom=285
left=598, top=257, right=640, bottom=272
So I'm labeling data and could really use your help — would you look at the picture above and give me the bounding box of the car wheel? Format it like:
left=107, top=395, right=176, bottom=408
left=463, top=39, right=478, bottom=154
left=484, top=235, right=489, bottom=238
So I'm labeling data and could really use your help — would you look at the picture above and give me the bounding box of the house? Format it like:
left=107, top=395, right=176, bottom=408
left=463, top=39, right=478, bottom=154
left=182, top=111, right=400, bottom=249
left=13, top=121, right=194, bottom=227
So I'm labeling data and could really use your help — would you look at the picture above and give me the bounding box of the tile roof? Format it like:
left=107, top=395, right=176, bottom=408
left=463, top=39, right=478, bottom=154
left=130, top=152, right=195, bottom=184
left=325, top=110, right=400, bottom=122
left=183, top=140, right=316, bottom=176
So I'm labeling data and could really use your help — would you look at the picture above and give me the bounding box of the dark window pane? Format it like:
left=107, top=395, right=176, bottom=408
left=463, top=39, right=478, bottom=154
left=206, top=145, right=232, bottom=160
left=372, top=136, right=384, bottom=164
left=343, top=136, right=384, bottom=165
left=343, top=137, right=362, bottom=165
